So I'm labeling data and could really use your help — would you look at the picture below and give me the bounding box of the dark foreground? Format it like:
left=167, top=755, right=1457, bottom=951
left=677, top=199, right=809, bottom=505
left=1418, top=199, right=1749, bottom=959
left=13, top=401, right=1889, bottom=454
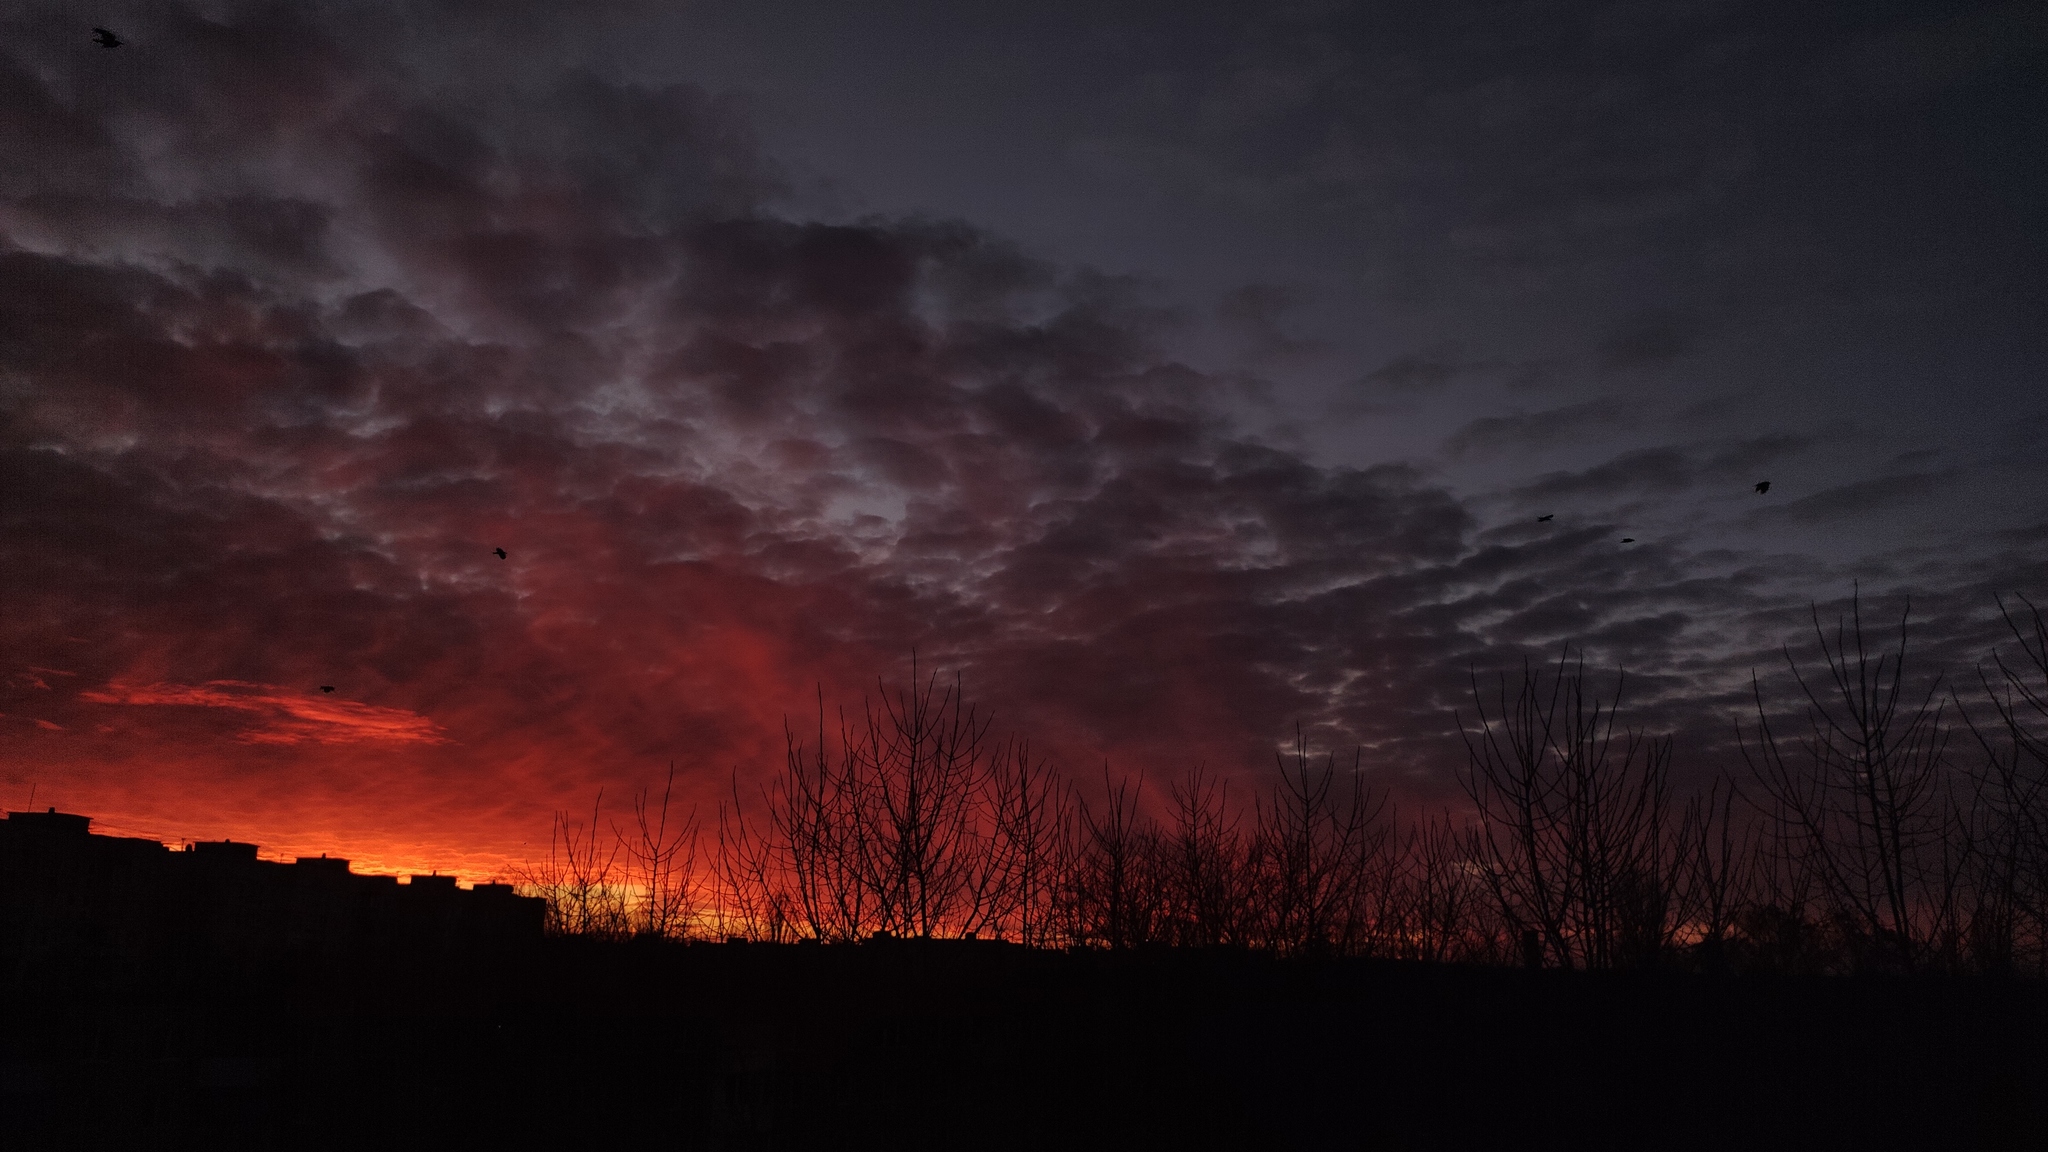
left=3, top=940, right=2043, bottom=1151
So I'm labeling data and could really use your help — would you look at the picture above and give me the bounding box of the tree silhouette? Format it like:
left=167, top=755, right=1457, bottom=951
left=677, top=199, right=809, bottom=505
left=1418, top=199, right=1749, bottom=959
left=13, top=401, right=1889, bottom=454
left=1460, top=650, right=1679, bottom=969
left=502, top=590, right=2048, bottom=977
left=1743, top=592, right=1955, bottom=971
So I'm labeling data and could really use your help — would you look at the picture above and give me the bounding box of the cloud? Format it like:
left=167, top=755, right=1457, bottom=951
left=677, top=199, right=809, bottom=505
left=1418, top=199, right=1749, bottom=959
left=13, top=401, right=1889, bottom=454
left=1443, top=399, right=1629, bottom=457
left=1362, top=353, right=1462, bottom=392
left=80, top=681, right=449, bottom=746
left=1506, top=438, right=1810, bottom=508
left=0, top=1, right=2039, bottom=873
left=1216, top=282, right=1324, bottom=362
left=1750, top=471, right=1960, bottom=526
left=1598, top=310, right=1697, bottom=372
left=1513, top=447, right=1697, bottom=504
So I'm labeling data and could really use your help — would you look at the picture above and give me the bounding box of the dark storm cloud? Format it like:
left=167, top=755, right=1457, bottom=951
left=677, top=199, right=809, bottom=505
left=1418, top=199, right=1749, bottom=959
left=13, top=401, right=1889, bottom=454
left=0, top=1, right=2041, bottom=868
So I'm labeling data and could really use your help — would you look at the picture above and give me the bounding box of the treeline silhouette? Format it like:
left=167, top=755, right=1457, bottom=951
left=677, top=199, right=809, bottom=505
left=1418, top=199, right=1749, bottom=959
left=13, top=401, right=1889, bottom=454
left=9, top=596, right=2046, bottom=1149
left=519, top=593, right=2048, bottom=977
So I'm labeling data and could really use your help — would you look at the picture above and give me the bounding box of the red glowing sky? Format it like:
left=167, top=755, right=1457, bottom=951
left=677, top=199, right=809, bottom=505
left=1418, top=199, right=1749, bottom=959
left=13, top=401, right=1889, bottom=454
left=4, top=2, right=2042, bottom=880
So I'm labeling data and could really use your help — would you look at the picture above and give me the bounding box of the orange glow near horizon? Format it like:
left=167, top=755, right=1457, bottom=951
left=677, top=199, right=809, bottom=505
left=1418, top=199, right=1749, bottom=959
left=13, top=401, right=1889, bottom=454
left=80, top=680, right=450, bottom=746
left=9, top=560, right=1372, bottom=890
left=6, top=0, right=1793, bottom=883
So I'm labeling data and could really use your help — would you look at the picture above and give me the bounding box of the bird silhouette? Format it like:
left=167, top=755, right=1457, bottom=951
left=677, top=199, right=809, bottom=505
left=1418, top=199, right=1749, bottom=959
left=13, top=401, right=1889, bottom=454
left=319, top=685, right=335, bottom=693
left=1537, top=514, right=1554, bottom=522
left=1621, top=538, right=1635, bottom=543
left=493, top=547, right=507, bottom=559
left=92, top=27, right=122, bottom=47
left=1754, top=481, right=1770, bottom=494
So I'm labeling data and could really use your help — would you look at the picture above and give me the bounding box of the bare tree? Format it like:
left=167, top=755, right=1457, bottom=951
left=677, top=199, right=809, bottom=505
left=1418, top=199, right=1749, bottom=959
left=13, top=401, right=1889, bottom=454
left=1387, top=812, right=1490, bottom=964
left=1743, top=592, right=1955, bottom=971
left=1670, top=780, right=1753, bottom=971
left=775, top=695, right=876, bottom=941
left=712, top=771, right=796, bottom=942
left=854, top=669, right=1004, bottom=938
left=1460, top=650, right=1678, bottom=969
left=1254, top=730, right=1388, bottom=957
left=1159, top=766, right=1253, bottom=948
left=729, top=667, right=1020, bottom=942
left=519, top=791, right=630, bottom=939
left=987, top=738, right=1071, bottom=947
left=618, top=762, right=700, bottom=939
left=1958, top=594, right=2048, bottom=974
left=1065, top=768, right=1161, bottom=949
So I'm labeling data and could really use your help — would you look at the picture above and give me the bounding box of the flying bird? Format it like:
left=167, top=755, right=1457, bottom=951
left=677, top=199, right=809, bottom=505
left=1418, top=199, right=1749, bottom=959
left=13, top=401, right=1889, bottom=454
left=1537, top=514, right=1554, bottom=522
left=1754, top=481, right=1771, bottom=494
left=1621, top=538, right=1636, bottom=544
left=319, top=685, right=335, bottom=693
left=91, top=27, right=122, bottom=47
left=493, top=547, right=507, bottom=559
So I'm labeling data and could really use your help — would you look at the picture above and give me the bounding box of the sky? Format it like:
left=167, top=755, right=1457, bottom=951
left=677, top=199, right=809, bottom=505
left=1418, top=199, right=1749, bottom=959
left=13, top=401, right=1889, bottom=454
left=2, top=0, right=2043, bottom=879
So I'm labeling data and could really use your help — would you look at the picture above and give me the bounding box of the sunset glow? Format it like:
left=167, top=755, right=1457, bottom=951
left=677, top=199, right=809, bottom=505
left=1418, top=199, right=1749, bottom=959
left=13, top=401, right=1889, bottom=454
left=3, top=0, right=2041, bottom=890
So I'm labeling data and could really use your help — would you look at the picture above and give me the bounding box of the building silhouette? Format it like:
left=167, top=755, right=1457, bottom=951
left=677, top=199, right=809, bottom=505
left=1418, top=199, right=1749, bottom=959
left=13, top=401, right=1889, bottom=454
left=0, top=808, right=543, bottom=974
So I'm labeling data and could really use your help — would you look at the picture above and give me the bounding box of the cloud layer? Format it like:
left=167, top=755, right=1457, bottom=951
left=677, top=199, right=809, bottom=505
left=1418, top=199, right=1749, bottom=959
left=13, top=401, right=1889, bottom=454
left=2, top=2, right=2042, bottom=876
